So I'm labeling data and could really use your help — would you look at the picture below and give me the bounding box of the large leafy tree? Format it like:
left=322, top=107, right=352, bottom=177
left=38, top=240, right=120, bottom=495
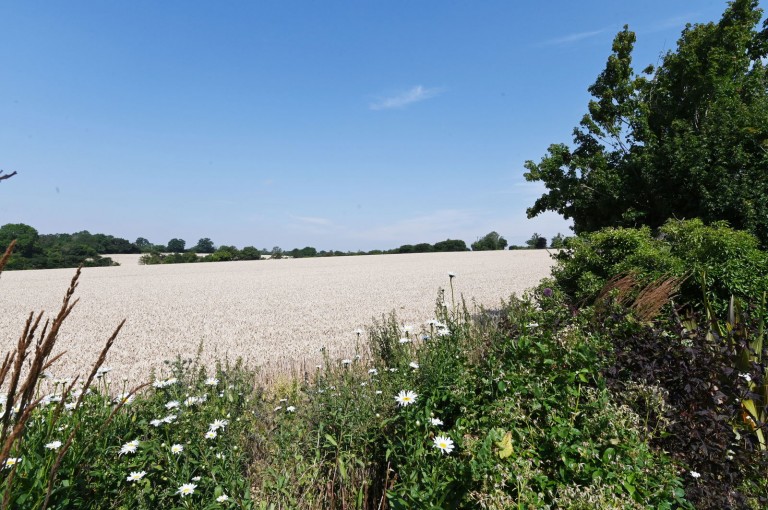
left=471, top=231, right=508, bottom=251
left=524, top=0, right=768, bottom=246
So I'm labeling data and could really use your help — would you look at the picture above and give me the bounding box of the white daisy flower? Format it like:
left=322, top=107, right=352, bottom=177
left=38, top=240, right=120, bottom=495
left=163, top=414, right=177, bottom=423
left=368, top=368, right=378, bottom=375
left=171, top=444, right=184, bottom=454
left=192, top=476, right=201, bottom=481
left=395, top=390, right=418, bottom=407
left=430, top=417, right=444, bottom=426
left=205, top=430, right=217, bottom=440
left=64, top=402, right=76, bottom=411
left=165, top=400, right=181, bottom=409
left=286, top=406, right=296, bottom=412
left=119, top=440, right=139, bottom=456
left=177, top=483, right=197, bottom=497
left=127, top=471, right=146, bottom=482
left=739, top=373, right=752, bottom=382
left=114, top=393, right=134, bottom=405
left=409, top=362, right=419, bottom=369
left=354, top=329, right=364, bottom=336
left=216, top=494, right=229, bottom=502
left=184, top=397, right=200, bottom=407
left=209, top=419, right=229, bottom=431
left=205, top=377, right=219, bottom=386
left=433, top=435, right=455, bottom=454
left=3, top=457, right=21, bottom=469
left=45, top=440, right=63, bottom=450
left=150, top=419, right=163, bottom=427
left=398, top=338, right=411, bottom=344
left=690, top=471, right=701, bottom=479
left=448, top=272, right=456, bottom=278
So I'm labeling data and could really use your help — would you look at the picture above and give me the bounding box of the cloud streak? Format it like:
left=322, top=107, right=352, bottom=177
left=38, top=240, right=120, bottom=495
left=543, top=28, right=608, bottom=46
left=369, top=85, right=441, bottom=110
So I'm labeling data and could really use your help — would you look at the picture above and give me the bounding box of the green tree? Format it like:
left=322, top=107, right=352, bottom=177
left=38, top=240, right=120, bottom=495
left=550, top=233, right=566, bottom=249
left=167, top=238, right=186, bottom=253
left=193, top=238, right=215, bottom=253
left=525, top=233, right=547, bottom=249
left=433, top=239, right=469, bottom=252
left=240, top=246, right=262, bottom=260
left=524, top=0, right=768, bottom=246
left=471, top=231, right=508, bottom=251
left=0, top=223, right=40, bottom=257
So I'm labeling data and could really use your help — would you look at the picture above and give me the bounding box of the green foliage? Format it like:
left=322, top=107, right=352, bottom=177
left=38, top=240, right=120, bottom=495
left=550, top=233, right=567, bottom=249
left=525, top=0, right=768, bottom=247
left=526, top=232, right=548, bottom=249
left=193, top=238, right=215, bottom=253
left=471, top=231, right=508, bottom=251
left=0, top=224, right=118, bottom=270
left=166, top=238, right=186, bottom=253
left=288, top=246, right=318, bottom=258
left=433, top=239, right=469, bottom=252
left=551, top=219, right=768, bottom=317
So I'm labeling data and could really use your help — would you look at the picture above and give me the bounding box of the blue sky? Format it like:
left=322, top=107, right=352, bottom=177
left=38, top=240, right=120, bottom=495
left=0, top=0, right=730, bottom=251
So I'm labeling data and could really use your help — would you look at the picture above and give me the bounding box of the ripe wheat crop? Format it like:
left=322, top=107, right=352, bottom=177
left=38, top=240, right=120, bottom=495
left=0, top=251, right=554, bottom=383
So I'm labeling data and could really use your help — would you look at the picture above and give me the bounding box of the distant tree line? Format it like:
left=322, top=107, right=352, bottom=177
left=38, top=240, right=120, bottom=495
left=0, top=222, right=570, bottom=270
left=0, top=224, right=120, bottom=270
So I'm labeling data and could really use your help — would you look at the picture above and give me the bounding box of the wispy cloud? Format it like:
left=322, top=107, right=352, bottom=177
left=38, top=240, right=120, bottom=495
left=291, top=215, right=334, bottom=226
left=369, top=85, right=441, bottom=111
left=543, top=28, right=608, bottom=46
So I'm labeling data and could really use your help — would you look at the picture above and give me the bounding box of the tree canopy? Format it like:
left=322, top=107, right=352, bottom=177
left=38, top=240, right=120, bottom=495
left=524, top=0, right=768, bottom=246
left=471, top=231, right=508, bottom=251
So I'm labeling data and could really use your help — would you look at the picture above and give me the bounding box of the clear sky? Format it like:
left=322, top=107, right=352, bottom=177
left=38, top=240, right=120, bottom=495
left=0, top=0, right=731, bottom=251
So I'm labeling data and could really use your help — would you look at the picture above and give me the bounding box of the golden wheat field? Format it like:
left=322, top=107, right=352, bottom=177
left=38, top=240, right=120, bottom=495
left=0, top=251, right=555, bottom=384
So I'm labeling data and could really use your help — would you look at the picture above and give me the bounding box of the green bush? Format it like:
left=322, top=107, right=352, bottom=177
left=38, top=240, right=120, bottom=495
left=552, top=219, right=767, bottom=314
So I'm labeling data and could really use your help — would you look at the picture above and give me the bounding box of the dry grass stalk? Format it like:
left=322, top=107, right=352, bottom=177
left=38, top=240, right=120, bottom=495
left=0, top=251, right=124, bottom=481
left=0, top=241, right=15, bottom=273
left=596, top=272, right=683, bottom=322
left=632, top=275, right=683, bottom=322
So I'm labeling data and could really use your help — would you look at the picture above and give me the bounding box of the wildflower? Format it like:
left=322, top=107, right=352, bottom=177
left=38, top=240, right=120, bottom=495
left=448, top=272, right=455, bottom=278
left=403, top=325, right=413, bottom=333
left=279, top=398, right=288, bottom=403
left=542, top=287, right=553, bottom=298
left=375, top=390, right=382, bottom=395
left=274, top=406, right=282, bottom=412
left=150, top=419, right=163, bottom=427
left=433, top=435, right=455, bottom=454
left=395, top=390, right=418, bottom=407
left=45, top=440, right=63, bottom=450
left=127, top=471, right=146, bottom=482
left=114, top=393, right=135, bottom=405
left=64, top=402, right=76, bottom=411
left=192, top=476, right=201, bottom=481
left=527, top=322, right=539, bottom=328
left=165, top=400, right=180, bottom=409
left=354, top=328, right=364, bottom=336
left=286, top=406, right=296, bottom=412
left=171, top=444, right=184, bottom=454
left=163, top=414, right=177, bottom=423
left=368, top=368, right=378, bottom=375
left=398, top=338, right=411, bottom=344
left=217, top=494, right=230, bottom=502
left=341, top=359, right=352, bottom=366
left=739, top=373, right=752, bottom=382
left=119, top=440, right=139, bottom=456
left=205, top=377, right=219, bottom=386
left=315, top=365, right=322, bottom=369
left=177, top=483, right=197, bottom=497
left=389, top=368, right=398, bottom=372
left=205, top=430, right=217, bottom=440
left=690, top=471, right=701, bottom=479
left=209, top=419, right=229, bottom=431
left=184, top=396, right=200, bottom=406
left=95, top=367, right=112, bottom=379
left=3, top=458, right=20, bottom=469
left=360, top=382, right=367, bottom=387
left=430, top=417, right=444, bottom=426
left=409, top=362, right=419, bottom=369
